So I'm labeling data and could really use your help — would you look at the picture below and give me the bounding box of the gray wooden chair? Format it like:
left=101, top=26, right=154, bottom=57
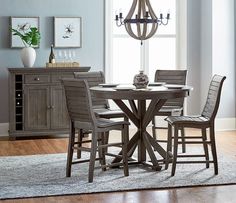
left=74, top=71, right=128, bottom=158
left=74, top=71, right=127, bottom=119
left=165, top=75, right=226, bottom=176
left=62, top=79, right=129, bottom=182
left=152, top=70, right=187, bottom=153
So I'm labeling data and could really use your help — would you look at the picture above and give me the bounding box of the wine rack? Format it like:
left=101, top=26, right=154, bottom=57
left=15, top=75, right=23, bottom=130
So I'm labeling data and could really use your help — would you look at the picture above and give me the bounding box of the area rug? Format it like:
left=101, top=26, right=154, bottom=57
left=0, top=148, right=236, bottom=200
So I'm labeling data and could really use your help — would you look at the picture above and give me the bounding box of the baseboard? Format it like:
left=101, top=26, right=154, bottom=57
left=0, top=123, right=9, bottom=137
left=215, top=117, right=236, bottom=131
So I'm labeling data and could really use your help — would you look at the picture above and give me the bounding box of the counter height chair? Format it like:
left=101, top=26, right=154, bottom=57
left=74, top=71, right=128, bottom=158
left=165, top=75, right=226, bottom=176
left=62, top=79, right=129, bottom=182
left=152, top=70, right=187, bottom=153
left=74, top=71, right=127, bottom=120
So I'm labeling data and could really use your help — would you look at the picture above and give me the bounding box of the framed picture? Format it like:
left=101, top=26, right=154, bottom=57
left=54, top=17, right=82, bottom=48
left=10, top=16, right=40, bottom=48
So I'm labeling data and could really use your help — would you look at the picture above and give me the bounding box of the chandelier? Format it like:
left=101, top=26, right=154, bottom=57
left=115, top=0, right=170, bottom=44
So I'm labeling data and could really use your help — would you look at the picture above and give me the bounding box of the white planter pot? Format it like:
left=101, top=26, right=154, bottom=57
left=20, top=47, right=36, bottom=67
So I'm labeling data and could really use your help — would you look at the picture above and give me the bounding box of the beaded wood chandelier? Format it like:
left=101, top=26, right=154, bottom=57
left=115, top=0, right=170, bottom=44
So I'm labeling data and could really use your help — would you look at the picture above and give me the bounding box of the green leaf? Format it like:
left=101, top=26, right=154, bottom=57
left=10, top=26, right=41, bottom=47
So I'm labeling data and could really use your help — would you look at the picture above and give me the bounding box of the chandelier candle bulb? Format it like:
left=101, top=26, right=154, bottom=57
left=167, top=13, right=170, bottom=19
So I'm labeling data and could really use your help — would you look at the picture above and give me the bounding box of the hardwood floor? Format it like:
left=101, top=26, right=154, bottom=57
left=0, top=129, right=236, bottom=203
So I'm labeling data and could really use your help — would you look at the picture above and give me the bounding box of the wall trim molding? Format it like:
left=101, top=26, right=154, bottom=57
left=215, top=117, right=236, bottom=131
left=0, top=123, right=9, bottom=137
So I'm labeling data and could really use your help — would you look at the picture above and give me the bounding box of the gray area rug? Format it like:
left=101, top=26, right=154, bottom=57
left=0, top=147, right=236, bottom=200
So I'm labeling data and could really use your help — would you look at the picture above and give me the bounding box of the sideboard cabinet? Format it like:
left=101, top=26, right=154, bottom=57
left=8, top=67, right=90, bottom=139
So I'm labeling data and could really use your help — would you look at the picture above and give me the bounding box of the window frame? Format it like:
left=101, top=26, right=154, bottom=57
left=105, top=0, right=187, bottom=83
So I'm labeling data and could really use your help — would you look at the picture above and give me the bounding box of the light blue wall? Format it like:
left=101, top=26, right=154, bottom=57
left=0, top=0, right=104, bottom=122
left=234, top=0, right=236, bottom=119
left=186, top=0, right=202, bottom=115
left=200, top=0, right=212, bottom=111
left=187, top=0, right=235, bottom=119
left=212, top=0, right=235, bottom=118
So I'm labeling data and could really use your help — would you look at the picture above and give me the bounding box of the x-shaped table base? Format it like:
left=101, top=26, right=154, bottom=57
left=112, top=98, right=168, bottom=170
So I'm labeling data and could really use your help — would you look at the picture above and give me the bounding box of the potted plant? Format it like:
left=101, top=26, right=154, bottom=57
left=11, top=27, right=41, bottom=67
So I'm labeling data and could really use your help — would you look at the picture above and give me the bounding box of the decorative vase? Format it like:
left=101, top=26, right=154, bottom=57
left=20, top=47, right=36, bottom=67
left=133, top=70, right=149, bottom=89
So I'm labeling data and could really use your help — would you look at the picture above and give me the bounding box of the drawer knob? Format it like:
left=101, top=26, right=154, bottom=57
left=34, top=77, right=40, bottom=81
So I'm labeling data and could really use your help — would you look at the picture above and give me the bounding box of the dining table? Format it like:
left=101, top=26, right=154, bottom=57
left=90, top=84, right=193, bottom=171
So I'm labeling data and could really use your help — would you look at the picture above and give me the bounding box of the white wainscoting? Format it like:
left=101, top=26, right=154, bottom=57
left=0, top=123, right=9, bottom=137
left=215, top=118, right=236, bottom=131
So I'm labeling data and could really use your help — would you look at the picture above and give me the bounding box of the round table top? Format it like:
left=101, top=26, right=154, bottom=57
left=90, top=84, right=193, bottom=100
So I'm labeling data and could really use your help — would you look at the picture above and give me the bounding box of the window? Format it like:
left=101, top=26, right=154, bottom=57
left=105, top=0, right=186, bottom=83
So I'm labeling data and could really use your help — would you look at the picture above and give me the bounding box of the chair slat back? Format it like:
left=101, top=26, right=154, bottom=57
left=155, top=70, right=187, bottom=107
left=74, top=71, right=109, bottom=108
left=201, top=75, right=226, bottom=121
left=62, top=79, right=96, bottom=126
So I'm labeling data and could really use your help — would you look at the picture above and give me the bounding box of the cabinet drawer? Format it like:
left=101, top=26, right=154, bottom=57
left=25, top=74, right=50, bottom=84
left=51, top=73, right=74, bottom=83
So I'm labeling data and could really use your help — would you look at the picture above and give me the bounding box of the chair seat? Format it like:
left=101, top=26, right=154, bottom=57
left=165, top=115, right=209, bottom=125
left=96, top=118, right=130, bottom=128
left=94, top=108, right=126, bottom=119
left=156, top=106, right=183, bottom=116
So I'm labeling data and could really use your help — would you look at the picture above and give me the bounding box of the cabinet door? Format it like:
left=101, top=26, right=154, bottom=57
left=24, top=85, right=50, bottom=130
left=50, top=86, right=69, bottom=129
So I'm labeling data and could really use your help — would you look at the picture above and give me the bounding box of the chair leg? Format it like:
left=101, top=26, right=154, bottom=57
left=77, top=129, right=83, bottom=159
left=66, top=121, right=75, bottom=177
left=171, top=126, right=179, bottom=176
left=201, top=128, right=209, bottom=168
left=165, top=123, right=172, bottom=170
left=103, top=131, right=109, bottom=154
left=209, top=124, right=218, bottom=175
left=124, top=116, right=129, bottom=142
left=122, top=125, right=129, bottom=176
left=97, top=132, right=102, bottom=164
left=88, top=131, right=98, bottom=183
left=180, top=127, right=186, bottom=153
left=102, top=132, right=107, bottom=170
left=98, top=132, right=106, bottom=171
left=152, top=117, right=157, bottom=140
